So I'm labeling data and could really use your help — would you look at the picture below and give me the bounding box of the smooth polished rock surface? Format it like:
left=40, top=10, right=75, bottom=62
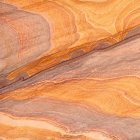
left=0, top=0, right=140, bottom=140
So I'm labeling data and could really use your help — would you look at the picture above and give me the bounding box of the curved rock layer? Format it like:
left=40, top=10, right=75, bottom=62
left=0, top=0, right=140, bottom=82
left=0, top=76, right=140, bottom=139
left=0, top=0, right=140, bottom=140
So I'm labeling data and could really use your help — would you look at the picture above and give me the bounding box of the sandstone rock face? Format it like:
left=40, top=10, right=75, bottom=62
left=0, top=0, right=140, bottom=140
